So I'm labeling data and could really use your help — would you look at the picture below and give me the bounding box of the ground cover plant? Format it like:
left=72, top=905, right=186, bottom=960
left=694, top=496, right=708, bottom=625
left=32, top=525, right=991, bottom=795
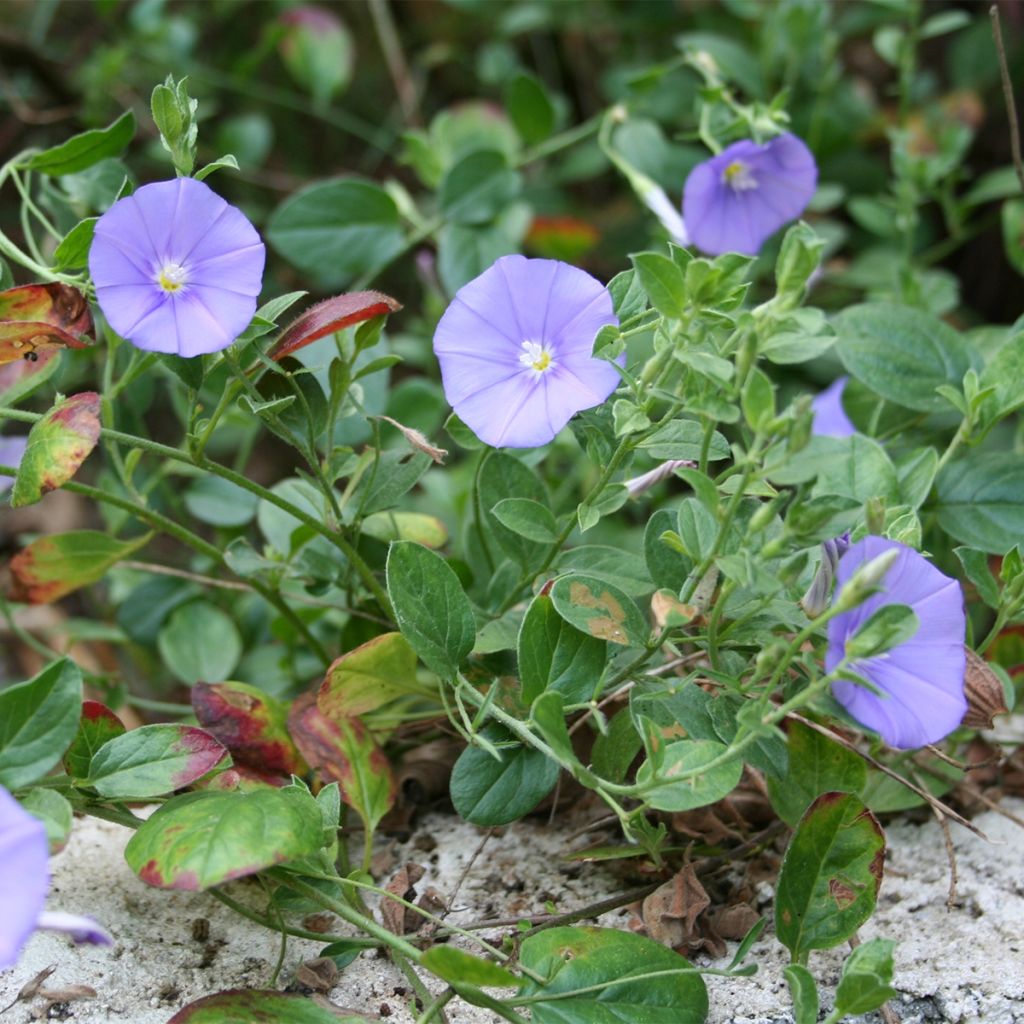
left=1, top=0, right=1023, bottom=1021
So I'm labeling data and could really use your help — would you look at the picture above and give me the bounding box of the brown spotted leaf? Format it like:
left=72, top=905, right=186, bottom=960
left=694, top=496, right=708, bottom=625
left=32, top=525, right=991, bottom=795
left=11, top=392, right=100, bottom=507
left=8, top=530, right=151, bottom=604
left=269, top=291, right=401, bottom=360
left=288, top=695, right=396, bottom=834
left=192, top=681, right=307, bottom=778
left=775, top=792, right=885, bottom=960
left=0, top=282, right=93, bottom=364
left=549, top=573, right=649, bottom=647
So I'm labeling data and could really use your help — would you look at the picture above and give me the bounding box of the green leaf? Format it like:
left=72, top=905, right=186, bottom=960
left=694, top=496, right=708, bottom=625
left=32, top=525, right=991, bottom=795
left=125, top=787, right=324, bottom=890
left=631, top=251, right=686, bottom=319
left=519, top=926, right=708, bottom=1024
left=835, top=303, right=978, bottom=412
left=1001, top=197, right=1024, bottom=274
left=783, top=964, right=820, bottom=1024
left=832, top=938, right=899, bottom=1016
left=775, top=222, right=823, bottom=307
left=437, top=202, right=531, bottom=293
left=12, top=392, right=101, bottom=507
left=767, top=721, right=867, bottom=826
left=450, top=728, right=559, bottom=825
left=636, top=738, right=743, bottom=812
left=518, top=593, right=608, bottom=705
left=386, top=541, right=475, bottom=680
left=439, top=149, right=521, bottom=226
left=267, top=178, right=406, bottom=287
left=360, top=511, right=448, bottom=548
left=505, top=72, right=556, bottom=145
left=52, top=218, right=97, bottom=270
left=741, top=368, right=775, bottom=430
left=167, top=990, right=370, bottom=1023
left=157, top=602, right=243, bottom=685
left=550, top=573, right=648, bottom=647
left=478, top=451, right=549, bottom=568
left=194, top=154, right=240, bottom=182
left=183, top=476, right=260, bottom=528
left=846, top=604, right=918, bottom=660
left=955, top=547, right=1001, bottom=608
left=87, top=724, right=229, bottom=798
left=318, top=632, right=418, bottom=718
left=775, top=792, right=886, bottom=960
left=936, top=453, right=1024, bottom=554
left=20, top=788, right=73, bottom=853
left=62, top=700, right=126, bottom=779
left=26, top=110, right=135, bottom=176
left=9, top=530, right=150, bottom=604
left=492, top=497, right=558, bottom=543
left=637, top=419, right=730, bottom=461
left=0, top=659, right=82, bottom=788
left=420, top=946, right=519, bottom=988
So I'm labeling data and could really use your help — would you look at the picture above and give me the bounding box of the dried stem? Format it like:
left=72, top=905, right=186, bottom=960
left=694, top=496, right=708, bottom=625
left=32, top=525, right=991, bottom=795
left=991, top=4, right=1024, bottom=192
left=912, top=769, right=959, bottom=908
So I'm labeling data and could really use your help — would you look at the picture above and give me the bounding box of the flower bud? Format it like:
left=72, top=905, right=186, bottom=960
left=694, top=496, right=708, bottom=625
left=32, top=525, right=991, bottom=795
left=834, top=547, right=899, bottom=611
left=800, top=533, right=850, bottom=618
left=961, top=647, right=1010, bottom=730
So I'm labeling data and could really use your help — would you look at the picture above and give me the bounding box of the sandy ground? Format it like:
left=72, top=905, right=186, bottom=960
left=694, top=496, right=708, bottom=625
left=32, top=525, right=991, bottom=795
left=1, top=799, right=1022, bottom=1024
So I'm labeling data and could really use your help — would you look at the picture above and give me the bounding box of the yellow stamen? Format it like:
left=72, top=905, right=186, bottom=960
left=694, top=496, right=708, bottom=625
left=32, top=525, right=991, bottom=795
left=157, top=262, right=188, bottom=293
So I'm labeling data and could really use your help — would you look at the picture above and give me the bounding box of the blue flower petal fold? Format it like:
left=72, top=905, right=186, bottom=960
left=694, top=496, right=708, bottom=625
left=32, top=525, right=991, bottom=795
left=811, top=376, right=856, bottom=437
left=433, top=255, right=621, bottom=448
left=683, top=133, right=817, bottom=256
left=826, top=536, right=967, bottom=749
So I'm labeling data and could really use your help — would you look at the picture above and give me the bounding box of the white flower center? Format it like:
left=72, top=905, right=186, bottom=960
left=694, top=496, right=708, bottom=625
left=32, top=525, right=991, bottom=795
left=156, top=262, right=189, bottom=293
left=722, top=160, right=758, bottom=192
left=519, top=340, right=555, bottom=376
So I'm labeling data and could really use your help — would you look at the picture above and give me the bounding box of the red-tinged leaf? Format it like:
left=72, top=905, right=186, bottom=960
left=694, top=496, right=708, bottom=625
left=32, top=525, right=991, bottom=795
left=0, top=346, right=60, bottom=400
left=62, top=700, right=126, bottom=779
left=268, top=291, right=401, bottom=360
left=8, top=530, right=151, bottom=604
left=11, top=392, right=101, bottom=507
left=167, top=988, right=370, bottom=1022
left=288, top=695, right=395, bottom=834
left=86, top=724, right=230, bottom=798
left=526, top=214, right=600, bottom=262
left=0, top=283, right=93, bottom=365
left=317, top=632, right=418, bottom=719
left=192, top=681, right=308, bottom=777
left=125, top=787, right=325, bottom=891
left=195, top=764, right=287, bottom=791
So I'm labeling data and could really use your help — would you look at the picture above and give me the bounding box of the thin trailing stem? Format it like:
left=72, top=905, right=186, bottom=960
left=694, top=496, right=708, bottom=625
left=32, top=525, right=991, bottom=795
left=991, top=4, right=1024, bottom=193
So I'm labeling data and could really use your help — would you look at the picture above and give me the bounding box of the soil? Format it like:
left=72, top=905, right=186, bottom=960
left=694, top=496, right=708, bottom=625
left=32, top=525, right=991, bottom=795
left=1, top=799, right=1022, bottom=1024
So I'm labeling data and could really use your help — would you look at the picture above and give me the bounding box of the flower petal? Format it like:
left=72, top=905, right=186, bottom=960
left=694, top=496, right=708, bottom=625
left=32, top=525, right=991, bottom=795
left=0, top=786, right=49, bottom=969
left=811, top=377, right=856, bottom=437
left=36, top=911, right=112, bottom=946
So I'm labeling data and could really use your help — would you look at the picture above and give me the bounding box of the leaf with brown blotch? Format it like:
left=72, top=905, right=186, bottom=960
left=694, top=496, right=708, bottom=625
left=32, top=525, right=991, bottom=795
left=640, top=863, right=710, bottom=950
left=268, top=291, right=401, bottom=360
left=0, top=283, right=93, bottom=365
left=192, top=681, right=308, bottom=777
left=287, top=694, right=396, bottom=834
left=962, top=647, right=1011, bottom=729
left=11, top=392, right=101, bottom=507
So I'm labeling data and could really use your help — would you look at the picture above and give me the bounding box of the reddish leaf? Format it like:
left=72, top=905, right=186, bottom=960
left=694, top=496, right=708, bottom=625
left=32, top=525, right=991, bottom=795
left=62, top=700, right=126, bottom=779
left=288, top=694, right=395, bottom=834
left=317, top=632, right=418, bottom=719
left=526, top=214, right=599, bottom=262
left=9, top=530, right=151, bottom=604
left=0, top=283, right=93, bottom=365
left=192, top=681, right=308, bottom=777
left=268, top=291, right=401, bottom=360
left=11, top=392, right=101, bottom=507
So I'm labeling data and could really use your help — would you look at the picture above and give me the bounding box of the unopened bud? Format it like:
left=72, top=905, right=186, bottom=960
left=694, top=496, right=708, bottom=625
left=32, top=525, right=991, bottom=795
left=835, top=548, right=899, bottom=611
left=961, top=648, right=1010, bottom=729
left=625, top=459, right=694, bottom=498
left=755, top=640, right=788, bottom=678
left=800, top=533, right=850, bottom=618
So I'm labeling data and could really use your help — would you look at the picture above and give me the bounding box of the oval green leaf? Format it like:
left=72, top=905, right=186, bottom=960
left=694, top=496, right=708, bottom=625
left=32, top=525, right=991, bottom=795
left=125, top=787, right=324, bottom=890
left=519, top=926, right=708, bottom=1024
left=157, top=601, right=243, bottom=685
left=550, top=574, right=648, bottom=648
left=635, top=738, right=743, bottom=812
left=935, top=452, right=1024, bottom=554
left=775, top=792, right=886, bottom=960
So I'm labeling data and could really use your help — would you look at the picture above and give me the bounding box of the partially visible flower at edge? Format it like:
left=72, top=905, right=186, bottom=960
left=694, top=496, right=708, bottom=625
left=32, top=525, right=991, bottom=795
left=800, top=531, right=851, bottom=618
left=811, top=376, right=856, bottom=438
left=433, top=255, right=622, bottom=448
left=0, top=436, right=27, bottom=496
left=683, top=133, right=817, bottom=256
left=826, top=535, right=967, bottom=750
left=89, top=178, right=265, bottom=358
left=640, top=183, right=690, bottom=247
left=0, top=785, right=111, bottom=969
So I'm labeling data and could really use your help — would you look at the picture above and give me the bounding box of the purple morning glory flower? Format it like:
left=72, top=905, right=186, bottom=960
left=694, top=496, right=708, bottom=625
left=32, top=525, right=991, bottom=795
left=0, top=436, right=27, bottom=495
left=682, top=133, right=817, bottom=256
left=89, top=178, right=265, bottom=357
left=0, top=785, right=111, bottom=969
left=811, top=376, right=856, bottom=437
left=433, top=255, right=621, bottom=448
left=827, top=536, right=967, bottom=749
